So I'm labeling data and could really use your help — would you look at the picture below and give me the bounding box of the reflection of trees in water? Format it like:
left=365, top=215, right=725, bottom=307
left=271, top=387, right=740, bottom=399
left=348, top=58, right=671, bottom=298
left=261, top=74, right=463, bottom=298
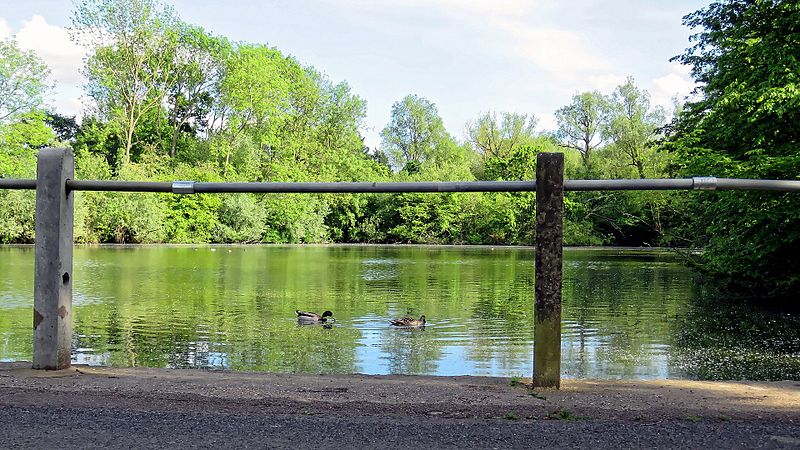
left=68, top=246, right=367, bottom=372
left=372, top=246, right=534, bottom=374
left=671, top=292, right=800, bottom=380
left=561, top=252, right=692, bottom=378
left=0, top=247, right=35, bottom=361
left=466, top=259, right=533, bottom=371
left=12, top=247, right=796, bottom=380
left=381, top=327, right=441, bottom=374
left=239, top=321, right=360, bottom=374
left=0, top=308, right=31, bottom=360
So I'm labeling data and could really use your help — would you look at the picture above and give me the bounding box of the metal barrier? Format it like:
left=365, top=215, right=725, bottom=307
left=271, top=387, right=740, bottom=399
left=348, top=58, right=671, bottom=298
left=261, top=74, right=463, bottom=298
left=2, top=148, right=800, bottom=388
left=5, top=175, right=800, bottom=193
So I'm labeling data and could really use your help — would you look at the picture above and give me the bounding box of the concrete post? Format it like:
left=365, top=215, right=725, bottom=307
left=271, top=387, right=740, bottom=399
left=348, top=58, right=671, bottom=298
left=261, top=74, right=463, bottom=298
left=33, top=148, right=74, bottom=369
left=533, top=152, right=564, bottom=389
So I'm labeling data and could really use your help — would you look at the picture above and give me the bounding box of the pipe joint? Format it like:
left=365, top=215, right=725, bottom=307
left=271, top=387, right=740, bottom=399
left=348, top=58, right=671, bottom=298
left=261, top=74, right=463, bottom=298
left=692, top=176, right=717, bottom=191
left=172, top=181, right=196, bottom=194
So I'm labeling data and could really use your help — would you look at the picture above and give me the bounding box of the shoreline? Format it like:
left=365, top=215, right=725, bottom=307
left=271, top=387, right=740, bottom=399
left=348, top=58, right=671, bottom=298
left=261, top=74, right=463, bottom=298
left=0, top=242, right=688, bottom=252
left=2, top=362, right=796, bottom=422
left=2, top=363, right=797, bottom=448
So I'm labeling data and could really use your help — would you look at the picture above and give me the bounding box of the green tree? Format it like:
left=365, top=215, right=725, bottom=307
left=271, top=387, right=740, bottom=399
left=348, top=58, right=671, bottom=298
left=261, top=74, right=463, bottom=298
left=73, top=0, right=181, bottom=164
left=219, top=44, right=291, bottom=175
left=380, top=94, right=455, bottom=172
left=0, top=39, right=52, bottom=125
left=466, top=111, right=538, bottom=160
left=666, top=0, right=800, bottom=297
left=165, top=24, right=230, bottom=158
left=0, top=40, right=54, bottom=179
left=315, top=78, right=368, bottom=158
left=45, top=112, right=80, bottom=143
left=605, top=78, right=666, bottom=179
left=555, top=91, right=608, bottom=170
left=72, top=116, right=123, bottom=169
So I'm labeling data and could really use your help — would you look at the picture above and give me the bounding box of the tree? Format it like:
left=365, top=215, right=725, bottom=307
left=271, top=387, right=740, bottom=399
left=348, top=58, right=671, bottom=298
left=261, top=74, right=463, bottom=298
left=46, top=112, right=80, bottom=142
left=467, top=111, right=538, bottom=160
left=604, top=78, right=666, bottom=178
left=315, top=78, right=367, bottom=155
left=72, top=0, right=181, bottom=164
left=0, top=40, right=54, bottom=178
left=666, top=0, right=800, bottom=297
left=672, top=0, right=800, bottom=156
left=555, top=91, right=607, bottom=169
left=164, top=24, right=230, bottom=158
left=380, top=94, right=455, bottom=172
left=0, top=40, right=51, bottom=125
left=218, top=44, right=292, bottom=175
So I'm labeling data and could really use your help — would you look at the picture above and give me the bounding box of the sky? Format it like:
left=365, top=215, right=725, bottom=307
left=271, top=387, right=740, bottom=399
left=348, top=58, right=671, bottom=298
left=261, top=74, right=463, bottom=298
left=0, top=0, right=709, bottom=149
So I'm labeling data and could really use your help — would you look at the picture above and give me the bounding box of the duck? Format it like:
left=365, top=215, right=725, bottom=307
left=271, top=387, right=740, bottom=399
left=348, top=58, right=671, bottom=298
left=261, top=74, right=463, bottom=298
left=296, top=310, right=334, bottom=323
left=390, top=315, right=426, bottom=327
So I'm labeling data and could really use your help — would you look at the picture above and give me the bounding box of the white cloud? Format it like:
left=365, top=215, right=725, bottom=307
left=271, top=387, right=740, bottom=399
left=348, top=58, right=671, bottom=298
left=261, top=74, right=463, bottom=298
left=0, top=15, right=87, bottom=116
left=0, top=17, right=11, bottom=39
left=51, top=95, right=84, bottom=118
left=322, top=0, right=611, bottom=82
left=651, top=62, right=696, bottom=109
left=15, top=15, right=87, bottom=86
left=586, top=74, right=627, bottom=92
left=326, top=0, right=543, bottom=17
left=403, top=0, right=547, bottom=21
left=537, top=113, right=557, bottom=133
left=492, top=19, right=612, bottom=77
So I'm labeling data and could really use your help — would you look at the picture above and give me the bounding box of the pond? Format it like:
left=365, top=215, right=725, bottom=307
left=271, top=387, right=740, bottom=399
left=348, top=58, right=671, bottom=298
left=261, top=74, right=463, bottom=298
left=1, top=245, right=798, bottom=380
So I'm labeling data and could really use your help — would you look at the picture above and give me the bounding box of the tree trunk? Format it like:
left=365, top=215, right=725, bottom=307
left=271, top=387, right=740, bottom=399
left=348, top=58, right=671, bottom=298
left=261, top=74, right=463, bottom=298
left=582, top=140, right=591, bottom=168
left=635, top=159, right=645, bottom=179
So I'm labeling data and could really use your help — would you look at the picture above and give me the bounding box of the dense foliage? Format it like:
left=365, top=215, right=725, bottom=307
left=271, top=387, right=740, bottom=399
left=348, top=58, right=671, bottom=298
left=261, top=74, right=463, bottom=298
left=1, top=0, right=797, bottom=298
left=666, top=0, right=800, bottom=297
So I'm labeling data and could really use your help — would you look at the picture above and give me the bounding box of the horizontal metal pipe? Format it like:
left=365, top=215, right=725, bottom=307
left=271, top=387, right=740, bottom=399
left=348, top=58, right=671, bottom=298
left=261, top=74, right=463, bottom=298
left=65, top=180, right=538, bottom=193
left=715, top=178, right=800, bottom=192
left=67, top=180, right=174, bottom=192
left=191, top=181, right=537, bottom=193
left=565, top=178, right=695, bottom=191
left=0, top=179, right=36, bottom=190
left=0, top=177, right=788, bottom=193
left=565, top=178, right=800, bottom=191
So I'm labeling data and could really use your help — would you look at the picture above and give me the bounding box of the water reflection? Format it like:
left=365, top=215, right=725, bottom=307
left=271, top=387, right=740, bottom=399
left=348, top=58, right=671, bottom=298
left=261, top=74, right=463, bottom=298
left=0, top=245, right=797, bottom=380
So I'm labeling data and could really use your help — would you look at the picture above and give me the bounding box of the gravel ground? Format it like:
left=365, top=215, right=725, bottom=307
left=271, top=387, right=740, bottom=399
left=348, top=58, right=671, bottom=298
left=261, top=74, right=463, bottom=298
left=1, top=362, right=798, bottom=449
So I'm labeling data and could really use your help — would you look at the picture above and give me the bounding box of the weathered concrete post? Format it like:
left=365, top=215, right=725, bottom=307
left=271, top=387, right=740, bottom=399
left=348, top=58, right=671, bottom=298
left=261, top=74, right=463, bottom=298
left=533, top=152, right=564, bottom=389
left=33, top=148, right=74, bottom=369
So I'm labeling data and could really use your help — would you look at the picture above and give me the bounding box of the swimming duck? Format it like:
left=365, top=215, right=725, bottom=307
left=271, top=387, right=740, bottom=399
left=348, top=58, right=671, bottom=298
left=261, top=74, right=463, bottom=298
left=296, top=310, right=334, bottom=323
left=390, top=315, right=426, bottom=327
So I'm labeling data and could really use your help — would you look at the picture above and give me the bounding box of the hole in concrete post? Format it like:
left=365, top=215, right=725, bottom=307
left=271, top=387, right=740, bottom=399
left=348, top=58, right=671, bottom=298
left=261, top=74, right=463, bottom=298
left=62, top=272, right=70, bottom=284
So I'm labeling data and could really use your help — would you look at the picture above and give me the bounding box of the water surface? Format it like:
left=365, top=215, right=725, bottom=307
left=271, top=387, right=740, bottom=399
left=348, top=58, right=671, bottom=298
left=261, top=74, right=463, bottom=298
left=1, top=245, right=797, bottom=379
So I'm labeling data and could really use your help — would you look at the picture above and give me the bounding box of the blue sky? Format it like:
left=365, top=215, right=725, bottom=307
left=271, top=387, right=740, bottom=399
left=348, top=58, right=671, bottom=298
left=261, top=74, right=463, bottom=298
left=1, top=0, right=709, bottom=148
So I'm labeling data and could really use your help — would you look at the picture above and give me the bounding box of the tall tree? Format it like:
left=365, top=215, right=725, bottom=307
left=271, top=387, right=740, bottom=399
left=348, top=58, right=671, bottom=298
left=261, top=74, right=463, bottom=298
left=467, top=111, right=538, bottom=160
left=315, top=78, right=367, bottom=155
left=72, top=0, right=180, bottom=164
left=0, top=40, right=51, bottom=125
left=667, top=0, right=800, bottom=297
left=605, top=78, right=666, bottom=178
left=219, top=44, right=292, bottom=175
left=0, top=40, right=54, bottom=177
left=165, top=24, right=229, bottom=158
left=555, top=91, right=607, bottom=168
left=380, top=94, right=453, bottom=172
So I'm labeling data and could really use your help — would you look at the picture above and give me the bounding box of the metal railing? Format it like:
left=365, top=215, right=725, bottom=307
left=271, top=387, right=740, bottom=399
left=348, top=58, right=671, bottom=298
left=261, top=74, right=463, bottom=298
left=3, top=177, right=800, bottom=193
left=2, top=148, right=799, bottom=388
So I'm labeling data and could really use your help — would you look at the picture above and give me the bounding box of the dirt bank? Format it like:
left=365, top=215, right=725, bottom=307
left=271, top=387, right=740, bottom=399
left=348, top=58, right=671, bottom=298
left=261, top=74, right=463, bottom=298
left=1, top=362, right=798, bottom=449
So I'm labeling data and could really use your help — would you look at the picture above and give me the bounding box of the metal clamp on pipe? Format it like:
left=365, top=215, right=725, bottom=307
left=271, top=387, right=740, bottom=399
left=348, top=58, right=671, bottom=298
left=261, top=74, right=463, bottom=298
left=692, top=176, right=717, bottom=190
left=172, top=181, right=196, bottom=194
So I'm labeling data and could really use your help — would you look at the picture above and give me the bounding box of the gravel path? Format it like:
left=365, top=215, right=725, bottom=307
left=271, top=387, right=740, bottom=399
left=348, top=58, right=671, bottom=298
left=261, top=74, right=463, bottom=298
left=1, top=363, right=797, bottom=449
